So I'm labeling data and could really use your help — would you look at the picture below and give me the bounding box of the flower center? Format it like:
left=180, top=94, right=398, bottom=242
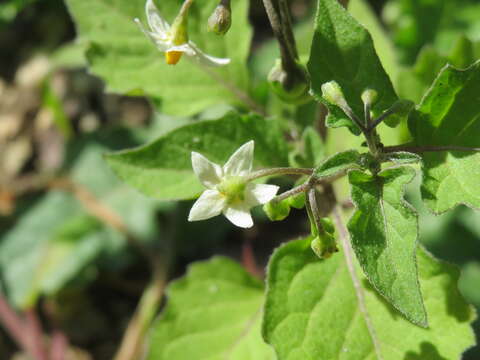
left=217, top=176, right=246, bottom=204
left=165, top=51, right=183, bottom=65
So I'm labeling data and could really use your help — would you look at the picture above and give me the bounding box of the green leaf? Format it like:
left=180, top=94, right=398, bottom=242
left=408, top=61, right=480, bottom=213
left=65, top=0, right=251, bottom=116
left=308, top=0, right=398, bottom=132
left=289, top=126, right=325, bottom=168
left=348, top=0, right=400, bottom=82
left=263, top=238, right=476, bottom=360
left=147, top=256, right=275, bottom=360
left=314, top=149, right=361, bottom=178
left=348, top=166, right=426, bottom=325
left=383, top=151, right=421, bottom=165
left=106, top=112, right=289, bottom=201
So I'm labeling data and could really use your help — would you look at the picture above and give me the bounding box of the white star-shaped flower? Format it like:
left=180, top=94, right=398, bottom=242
left=134, top=0, right=230, bottom=66
left=188, top=141, right=279, bottom=228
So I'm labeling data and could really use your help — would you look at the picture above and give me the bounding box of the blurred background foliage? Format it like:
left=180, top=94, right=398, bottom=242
left=0, top=0, right=479, bottom=358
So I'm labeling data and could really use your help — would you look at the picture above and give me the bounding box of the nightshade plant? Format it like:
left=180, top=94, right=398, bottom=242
left=61, top=0, right=479, bottom=358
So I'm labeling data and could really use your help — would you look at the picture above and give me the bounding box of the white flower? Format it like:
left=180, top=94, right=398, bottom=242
left=134, top=0, right=230, bottom=66
left=188, top=141, right=279, bottom=228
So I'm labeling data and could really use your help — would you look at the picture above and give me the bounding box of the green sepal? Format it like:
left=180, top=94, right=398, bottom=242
left=286, top=191, right=305, bottom=209
left=310, top=218, right=338, bottom=259
left=263, top=199, right=291, bottom=222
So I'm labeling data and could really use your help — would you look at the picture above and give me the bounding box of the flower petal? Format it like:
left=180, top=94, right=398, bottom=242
left=191, top=152, right=223, bottom=188
left=168, top=43, right=195, bottom=56
left=223, top=205, right=254, bottom=228
left=188, top=190, right=226, bottom=221
left=187, top=42, right=231, bottom=67
left=245, top=183, right=279, bottom=206
left=223, top=141, right=254, bottom=177
left=134, top=18, right=169, bottom=51
left=146, top=0, right=170, bottom=34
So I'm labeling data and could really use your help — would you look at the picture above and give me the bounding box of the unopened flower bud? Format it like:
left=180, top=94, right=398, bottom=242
left=208, top=0, right=232, bottom=35
left=361, top=88, right=378, bottom=107
left=321, top=81, right=348, bottom=109
left=263, top=199, right=290, bottom=221
left=268, top=59, right=311, bottom=105
left=311, top=233, right=338, bottom=259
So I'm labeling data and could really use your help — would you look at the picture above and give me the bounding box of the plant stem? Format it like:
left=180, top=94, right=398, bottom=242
left=368, top=107, right=397, bottom=131
left=332, top=207, right=384, bottom=360
left=0, top=295, right=32, bottom=355
left=363, top=129, right=380, bottom=158
left=278, top=0, right=298, bottom=59
left=262, top=0, right=298, bottom=73
left=308, top=188, right=326, bottom=235
left=384, top=144, right=480, bottom=153
left=113, top=263, right=167, bottom=360
left=272, top=182, right=310, bottom=203
left=195, top=61, right=267, bottom=115
left=246, top=167, right=313, bottom=181
left=25, top=308, right=48, bottom=360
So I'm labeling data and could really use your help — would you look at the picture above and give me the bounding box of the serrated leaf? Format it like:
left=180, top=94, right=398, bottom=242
left=263, top=238, right=476, bottom=360
left=106, top=112, right=289, bottom=201
left=147, top=256, right=275, bottom=360
left=65, top=0, right=251, bottom=116
left=308, top=0, right=398, bottom=132
left=348, top=166, right=426, bottom=325
left=314, top=149, right=361, bottom=178
left=408, top=61, right=480, bottom=213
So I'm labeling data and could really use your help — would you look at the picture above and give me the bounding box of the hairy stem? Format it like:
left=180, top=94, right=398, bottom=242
left=307, top=188, right=326, bottom=235
left=384, top=144, right=480, bottom=153
left=262, top=0, right=298, bottom=72
left=246, top=167, right=313, bottom=181
left=272, top=182, right=310, bottom=203
left=332, top=207, right=384, bottom=360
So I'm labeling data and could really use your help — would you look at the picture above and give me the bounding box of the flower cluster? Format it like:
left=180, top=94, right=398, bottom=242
left=135, top=0, right=230, bottom=66
left=188, top=141, right=279, bottom=228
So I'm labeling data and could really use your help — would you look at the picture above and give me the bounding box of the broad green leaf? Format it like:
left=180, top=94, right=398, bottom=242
left=396, top=36, right=478, bottom=103
left=263, top=238, right=476, bottom=360
left=0, top=131, right=159, bottom=308
left=106, top=112, right=289, bottom=201
left=383, top=0, right=480, bottom=64
left=308, top=0, right=398, bottom=132
left=408, top=61, right=480, bottom=213
left=348, top=166, right=426, bottom=325
left=65, top=0, right=251, bottom=116
left=147, top=257, right=275, bottom=360
left=314, top=149, right=361, bottom=178
left=348, top=0, right=400, bottom=82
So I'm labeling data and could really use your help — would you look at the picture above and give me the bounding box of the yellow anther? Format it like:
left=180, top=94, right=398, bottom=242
left=165, top=51, right=183, bottom=65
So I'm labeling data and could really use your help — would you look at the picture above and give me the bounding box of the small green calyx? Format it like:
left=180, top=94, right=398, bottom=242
left=207, top=1, right=232, bottom=35
left=268, top=59, right=311, bottom=105
left=170, top=0, right=192, bottom=45
left=263, top=199, right=291, bottom=221
left=217, top=176, right=246, bottom=204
